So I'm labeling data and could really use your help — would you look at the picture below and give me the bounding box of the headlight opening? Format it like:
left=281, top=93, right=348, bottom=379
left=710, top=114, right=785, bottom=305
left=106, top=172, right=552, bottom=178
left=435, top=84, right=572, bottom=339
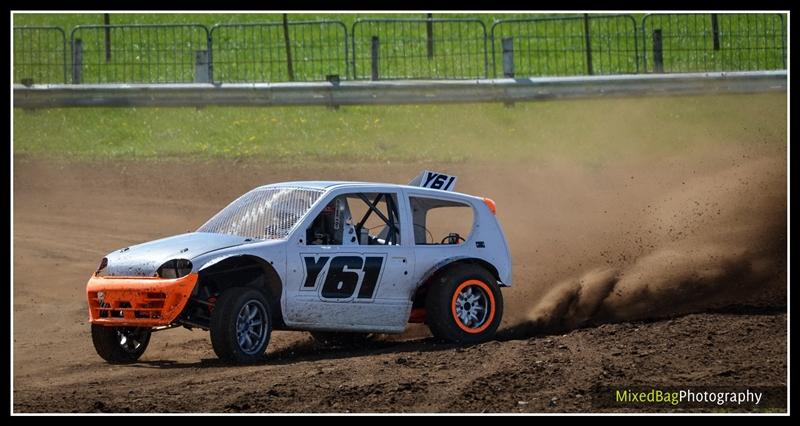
left=157, top=259, right=193, bottom=279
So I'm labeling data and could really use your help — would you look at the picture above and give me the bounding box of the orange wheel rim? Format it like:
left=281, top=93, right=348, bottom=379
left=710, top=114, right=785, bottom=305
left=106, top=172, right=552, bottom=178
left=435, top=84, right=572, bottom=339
left=451, top=280, right=495, bottom=334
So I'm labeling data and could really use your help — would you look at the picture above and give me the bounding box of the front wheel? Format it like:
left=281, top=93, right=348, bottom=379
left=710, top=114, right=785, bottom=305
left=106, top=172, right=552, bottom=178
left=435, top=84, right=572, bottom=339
left=91, top=325, right=151, bottom=364
left=425, top=265, right=503, bottom=344
left=210, top=287, right=272, bottom=364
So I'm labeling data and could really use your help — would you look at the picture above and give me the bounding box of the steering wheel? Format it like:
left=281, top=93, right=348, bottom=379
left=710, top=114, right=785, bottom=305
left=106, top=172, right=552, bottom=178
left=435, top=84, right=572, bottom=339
left=441, top=233, right=466, bottom=245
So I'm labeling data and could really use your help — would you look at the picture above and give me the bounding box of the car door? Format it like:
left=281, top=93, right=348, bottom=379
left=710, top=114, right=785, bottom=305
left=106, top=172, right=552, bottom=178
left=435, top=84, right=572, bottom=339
left=283, top=188, right=415, bottom=333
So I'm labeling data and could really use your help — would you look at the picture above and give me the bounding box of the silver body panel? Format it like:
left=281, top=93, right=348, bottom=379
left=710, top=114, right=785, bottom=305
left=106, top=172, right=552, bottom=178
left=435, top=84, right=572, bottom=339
left=104, top=232, right=251, bottom=277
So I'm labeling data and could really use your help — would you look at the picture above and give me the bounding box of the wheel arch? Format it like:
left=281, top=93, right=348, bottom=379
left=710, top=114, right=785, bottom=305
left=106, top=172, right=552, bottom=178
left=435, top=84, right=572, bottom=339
left=411, top=257, right=502, bottom=310
left=196, top=254, right=284, bottom=326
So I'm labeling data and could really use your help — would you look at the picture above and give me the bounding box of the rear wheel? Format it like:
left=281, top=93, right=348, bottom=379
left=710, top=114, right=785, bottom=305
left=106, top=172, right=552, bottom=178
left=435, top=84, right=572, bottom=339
left=91, top=325, right=151, bottom=364
left=310, top=331, right=374, bottom=348
left=210, top=288, right=272, bottom=364
left=425, top=265, right=503, bottom=344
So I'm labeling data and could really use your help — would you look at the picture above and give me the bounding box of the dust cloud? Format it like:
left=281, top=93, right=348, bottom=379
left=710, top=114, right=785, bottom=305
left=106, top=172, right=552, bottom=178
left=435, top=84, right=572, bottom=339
left=505, top=156, right=786, bottom=335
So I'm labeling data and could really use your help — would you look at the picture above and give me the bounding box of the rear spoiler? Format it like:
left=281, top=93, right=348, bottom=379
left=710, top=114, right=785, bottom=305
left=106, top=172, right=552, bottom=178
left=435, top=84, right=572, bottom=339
left=408, top=170, right=457, bottom=191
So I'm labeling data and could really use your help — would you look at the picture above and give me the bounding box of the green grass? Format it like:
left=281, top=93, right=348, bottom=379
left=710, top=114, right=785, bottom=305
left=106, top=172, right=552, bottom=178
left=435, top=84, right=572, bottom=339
left=12, top=12, right=574, bottom=30
left=11, top=14, right=788, bottom=165
left=13, top=93, right=787, bottom=164
left=12, top=12, right=787, bottom=84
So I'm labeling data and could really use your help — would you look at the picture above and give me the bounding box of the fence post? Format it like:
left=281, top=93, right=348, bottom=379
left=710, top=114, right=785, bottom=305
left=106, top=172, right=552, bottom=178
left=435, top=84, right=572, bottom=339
left=502, top=37, right=514, bottom=78
left=371, top=36, right=380, bottom=81
left=195, top=51, right=209, bottom=83
left=282, top=14, right=295, bottom=81
left=711, top=14, right=720, bottom=51
left=583, top=14, right=594, bottom=75
left=652, top=29, right=664, bottom=73
left=206, top=33, right=214, bottom=83
left=426, top=13, right=434, bottom=59
left=72, top=38, right=83, bottom=84
left=103, top=13, right=111, bottom=63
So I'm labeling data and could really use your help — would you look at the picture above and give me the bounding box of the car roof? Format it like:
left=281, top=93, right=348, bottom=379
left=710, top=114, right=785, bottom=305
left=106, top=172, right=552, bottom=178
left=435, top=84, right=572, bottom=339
left=260, top=181, right=480, bottom=200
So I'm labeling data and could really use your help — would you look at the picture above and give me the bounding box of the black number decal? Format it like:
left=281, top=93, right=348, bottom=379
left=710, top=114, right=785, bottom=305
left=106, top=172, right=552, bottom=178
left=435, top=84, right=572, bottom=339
left=422, top=172, right=456, bottom=191
left=321, top=256, right=364, bottom=299
left=303, top=256, right=329, bottom=288
left=357, top=257, right=384, bottom=299
left=302, top=255, right=386, bottom=300
left=423, top=172, right=438, bottom=187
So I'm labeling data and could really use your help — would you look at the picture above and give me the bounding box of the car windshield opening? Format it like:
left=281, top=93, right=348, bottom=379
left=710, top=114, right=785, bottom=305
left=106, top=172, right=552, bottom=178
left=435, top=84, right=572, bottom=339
left=197, top=187, right=325, bottom=240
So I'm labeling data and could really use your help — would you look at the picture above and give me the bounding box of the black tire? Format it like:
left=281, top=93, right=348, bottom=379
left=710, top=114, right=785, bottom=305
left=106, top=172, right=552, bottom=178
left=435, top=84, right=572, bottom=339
left=310, top=331, right=374, bottom=348
left=425, top=264, right=503, bottom=344
left=210, top=287, right=272, bottom=364
left=91, top=325, right=151, bottom=364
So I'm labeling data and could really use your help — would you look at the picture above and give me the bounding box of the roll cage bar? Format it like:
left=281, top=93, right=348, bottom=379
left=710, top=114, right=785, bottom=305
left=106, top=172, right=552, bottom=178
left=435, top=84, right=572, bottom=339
left=354, top=193, right=401, bottom=245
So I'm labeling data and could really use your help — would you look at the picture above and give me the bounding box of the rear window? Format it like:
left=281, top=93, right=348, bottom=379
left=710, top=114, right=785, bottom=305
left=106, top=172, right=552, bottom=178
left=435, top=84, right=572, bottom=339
left=409, top=197, right=474, bottom=245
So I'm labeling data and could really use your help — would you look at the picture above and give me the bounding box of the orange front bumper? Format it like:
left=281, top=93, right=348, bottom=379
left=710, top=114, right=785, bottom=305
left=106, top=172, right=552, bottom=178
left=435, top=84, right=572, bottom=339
left=86, top=272, right=198, bottom=327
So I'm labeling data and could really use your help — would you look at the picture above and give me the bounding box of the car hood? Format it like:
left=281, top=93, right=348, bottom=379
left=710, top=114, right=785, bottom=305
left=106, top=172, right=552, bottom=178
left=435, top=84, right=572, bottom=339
left=104, top=232, right=253, bottom=277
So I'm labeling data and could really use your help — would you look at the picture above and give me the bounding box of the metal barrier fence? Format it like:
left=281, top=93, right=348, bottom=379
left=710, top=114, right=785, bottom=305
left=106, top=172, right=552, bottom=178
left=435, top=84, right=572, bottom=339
left=14, top=72, right=788, bottom=109
left=70, top=24, right=211, bottom=84
left=490, top=15, right=639, bottom=77
left=641, top=13, right=786, bottom=73
left=13, top=26, right=68, bottom=84
left=351, top=18, right=488, bottom=80
left=12, top=14, right=788, bottom=85
left=210, top=20, right=348, bottom=83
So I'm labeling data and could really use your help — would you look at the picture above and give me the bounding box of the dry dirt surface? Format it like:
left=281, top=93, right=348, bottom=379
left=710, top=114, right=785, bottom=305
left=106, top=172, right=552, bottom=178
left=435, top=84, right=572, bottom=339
left=13, top=139, right=787, bottom=412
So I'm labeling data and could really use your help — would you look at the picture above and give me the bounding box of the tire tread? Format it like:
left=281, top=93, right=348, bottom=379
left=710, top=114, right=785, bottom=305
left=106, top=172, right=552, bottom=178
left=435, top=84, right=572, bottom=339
left=210, top=287, right=272, bottom=364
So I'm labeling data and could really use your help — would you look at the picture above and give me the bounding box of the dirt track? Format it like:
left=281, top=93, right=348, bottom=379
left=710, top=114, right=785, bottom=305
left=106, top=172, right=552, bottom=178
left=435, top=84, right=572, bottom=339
left=12, top=133, right=787, bottom=412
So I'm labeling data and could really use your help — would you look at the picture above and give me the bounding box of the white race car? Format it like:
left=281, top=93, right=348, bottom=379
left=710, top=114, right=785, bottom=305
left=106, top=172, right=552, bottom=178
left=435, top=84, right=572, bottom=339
left=86, top=171, right=512, bottom=364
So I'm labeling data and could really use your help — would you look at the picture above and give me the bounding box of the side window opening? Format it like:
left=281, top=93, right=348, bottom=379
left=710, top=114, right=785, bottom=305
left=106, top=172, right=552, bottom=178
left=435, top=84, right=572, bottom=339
left=306, top=192, right=401, bottom=246
left=410, top=197, right=474, bottom=245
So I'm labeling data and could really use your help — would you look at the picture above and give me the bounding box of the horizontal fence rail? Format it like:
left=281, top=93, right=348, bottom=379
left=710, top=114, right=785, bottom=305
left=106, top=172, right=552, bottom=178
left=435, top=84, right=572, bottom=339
left=13, top=71, right=787, bottom=108
left=13, top=26, right=68, bottom=84
left=352, top=18, right=489, bottom=80
left=70, top=24, right=211, bottom=84
left=641, top=13, right=786, bottom=73
left=12, top=14, right=788, bottom=86
left=210, top=21, right=349, bottom=83
left=491, top=14, right=639, bottom=78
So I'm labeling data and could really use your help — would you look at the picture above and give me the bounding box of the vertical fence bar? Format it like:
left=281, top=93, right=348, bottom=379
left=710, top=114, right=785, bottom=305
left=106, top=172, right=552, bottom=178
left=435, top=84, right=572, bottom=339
left=103, top=13, right=111, bottom=62
left=426, top=13, right=434, bottom=60
left=652, top=29, right=664, bottom=73
left=351, top=21, right=358, bottom=79
left=583, top=14, right=594, bottom=75
left=340, top=22, right=350, bottom=81
left=631, top=16, right=640, bottom=73
left=502, top=37, right=514, bottom=77
left=72, top=38, right=83, bottom=84
left=490, top=23, right=497, bottom=78
left=779, top=14, right=786, bottom=69
left=206, top=28, right=213, bottom=83
left=711, top=14, right=720, bottom=51
left=371, top=36, right=380, bottom=80
left=481, top=21, right=489, bottom=78
left=62, top=30, right=68, bottom=83
left=282, top=14, right=295, bottom=81
left=641, top=15, right=649, bottom=73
